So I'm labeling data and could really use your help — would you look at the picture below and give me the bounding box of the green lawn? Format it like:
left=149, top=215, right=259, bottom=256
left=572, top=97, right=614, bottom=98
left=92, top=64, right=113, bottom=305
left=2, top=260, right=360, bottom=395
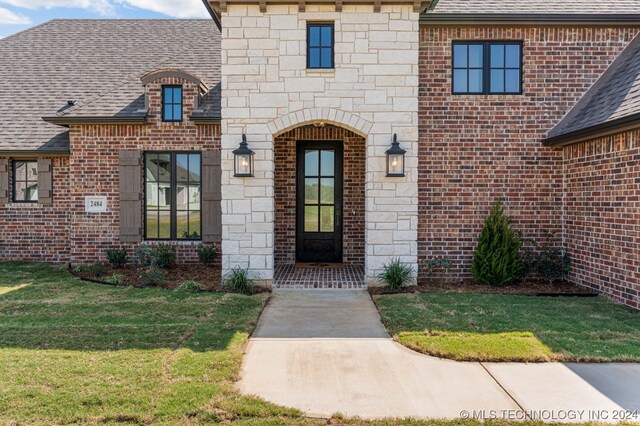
left=374, top=292, right=640, bottom=362
left=0, top=263, right=619, bottom=425
left=0, top=262, right=305, bottom=424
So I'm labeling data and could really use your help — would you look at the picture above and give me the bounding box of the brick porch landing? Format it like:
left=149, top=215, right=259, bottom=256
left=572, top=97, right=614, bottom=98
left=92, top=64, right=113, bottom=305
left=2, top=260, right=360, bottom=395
left=273, top=263, right=366, bottom=289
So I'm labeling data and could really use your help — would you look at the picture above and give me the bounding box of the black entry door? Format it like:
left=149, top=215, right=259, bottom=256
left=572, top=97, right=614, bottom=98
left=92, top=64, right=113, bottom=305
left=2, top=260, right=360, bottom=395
left=296, top=141, right=343, bottom=263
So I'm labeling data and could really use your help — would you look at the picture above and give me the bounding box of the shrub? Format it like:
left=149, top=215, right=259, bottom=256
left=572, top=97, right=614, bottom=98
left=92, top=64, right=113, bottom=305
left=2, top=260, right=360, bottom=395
left=88, top=261, right=108, bottom=278
left=176, top=280, right=202, bottom=292
left=134, top=243, right=157, bottom=267
left=376, top=258, right=415, bottom=290
left=138, top=267, right=166, bottom=287
left=155, top=243, right=177, bottom=269
left=222, top=266, right=255, bottom=295
left=105, top=274, right=125, bottom=285
left=72, top=264, right=89, bottom=274
left=196, top=244, right=217, bottom=266
left=521, top=234, right=571, bottom=284
left=106, top=247, right=127, bottom=268
left=425, top=256, right=453, bottom=279
left=471, top=199, right=522, bottom=287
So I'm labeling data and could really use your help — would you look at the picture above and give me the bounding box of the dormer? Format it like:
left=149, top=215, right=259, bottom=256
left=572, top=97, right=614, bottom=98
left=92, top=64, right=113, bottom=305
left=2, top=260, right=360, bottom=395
left=140, top=69, right=210, bottom=125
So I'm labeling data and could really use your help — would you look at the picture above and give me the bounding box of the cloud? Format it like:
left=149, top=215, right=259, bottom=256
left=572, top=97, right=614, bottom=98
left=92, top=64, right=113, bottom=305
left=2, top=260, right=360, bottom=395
left=0, top=0, right=208, bottom=18
left=0, top=0, right=114, bottom=15
left=116, top=0, right=209, bottom=18
left=0, top=6, right=30, bottom=24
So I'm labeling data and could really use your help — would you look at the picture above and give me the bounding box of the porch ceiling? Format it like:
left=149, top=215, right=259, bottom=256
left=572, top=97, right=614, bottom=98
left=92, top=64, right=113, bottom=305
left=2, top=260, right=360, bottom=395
left=206, top=0, right=433, bottom=16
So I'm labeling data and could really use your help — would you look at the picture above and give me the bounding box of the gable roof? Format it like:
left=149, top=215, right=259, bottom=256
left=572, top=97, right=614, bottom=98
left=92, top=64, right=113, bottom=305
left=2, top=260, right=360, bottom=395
left=0, top=19, right=221, bottom=153
left=423, top=0, right=640, bottom=22
left=545, top=34, right=640, bottom=146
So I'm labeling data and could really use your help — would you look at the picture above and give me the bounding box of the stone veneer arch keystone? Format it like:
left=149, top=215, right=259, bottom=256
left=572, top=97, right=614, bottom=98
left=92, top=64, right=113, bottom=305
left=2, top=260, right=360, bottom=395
left=268, top=108, right=373, bottom=139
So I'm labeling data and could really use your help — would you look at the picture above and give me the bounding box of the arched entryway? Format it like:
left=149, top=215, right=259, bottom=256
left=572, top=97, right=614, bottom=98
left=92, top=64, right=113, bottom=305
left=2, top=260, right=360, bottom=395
left=273, top=124, right=366, bottom=287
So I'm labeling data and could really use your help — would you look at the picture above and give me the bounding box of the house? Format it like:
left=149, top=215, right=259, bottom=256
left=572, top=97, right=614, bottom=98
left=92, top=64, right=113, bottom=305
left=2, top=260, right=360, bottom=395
left=0, top=0, right=639, bottom=309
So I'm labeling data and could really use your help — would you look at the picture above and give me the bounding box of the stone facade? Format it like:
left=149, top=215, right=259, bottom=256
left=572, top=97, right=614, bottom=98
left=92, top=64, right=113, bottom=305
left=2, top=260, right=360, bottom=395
left=418, top=26, right=640, bottom=280
left=220, top=4, right=420, bottom=282
left=274, top=124, right=365, bottom=265
left=563, top=128, right=640, bottom=310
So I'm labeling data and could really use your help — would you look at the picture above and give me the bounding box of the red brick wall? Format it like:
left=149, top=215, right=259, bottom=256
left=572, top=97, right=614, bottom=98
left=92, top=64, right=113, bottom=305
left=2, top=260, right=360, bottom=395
left=418, top=26, right=640, bottom=280
left=274, top=125, right=365, bottom=265
left=563, top=129, right=640, bottom=309
left=0, top=156, right=71, bottom=262
left=67, top=76, right=221, bottom=264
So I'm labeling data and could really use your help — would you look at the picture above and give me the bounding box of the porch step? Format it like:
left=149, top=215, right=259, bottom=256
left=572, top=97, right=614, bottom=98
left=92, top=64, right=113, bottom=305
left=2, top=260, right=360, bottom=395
left=273, top=263, right=366, bottom=289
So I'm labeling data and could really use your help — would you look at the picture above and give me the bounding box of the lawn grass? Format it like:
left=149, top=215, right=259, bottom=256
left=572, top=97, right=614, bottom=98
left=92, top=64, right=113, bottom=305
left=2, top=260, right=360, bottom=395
left=0, top=263, right=620, bottom=425
left=373, top=292, right=640, bottom=362
left=0, top=262, right=304, bottom=424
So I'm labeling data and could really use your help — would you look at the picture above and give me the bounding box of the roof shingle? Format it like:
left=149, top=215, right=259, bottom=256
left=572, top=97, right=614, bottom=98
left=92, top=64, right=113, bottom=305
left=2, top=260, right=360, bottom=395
left=0, top=19, right=220, bottom=152
left=546, top=34, right=640, bottom=143
left=429, top=0, right=640, bottom=15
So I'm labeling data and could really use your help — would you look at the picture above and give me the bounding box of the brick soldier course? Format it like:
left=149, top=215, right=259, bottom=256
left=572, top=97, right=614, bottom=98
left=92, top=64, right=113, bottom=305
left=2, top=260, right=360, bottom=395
left=1, top=1, right=640, bottom=309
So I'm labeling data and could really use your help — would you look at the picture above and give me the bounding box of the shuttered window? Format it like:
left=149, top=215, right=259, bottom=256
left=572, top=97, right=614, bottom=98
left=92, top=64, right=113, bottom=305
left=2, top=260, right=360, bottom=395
left=144, top=152, right=201, bottom=241
left=12, top=160, right=38, bottom=203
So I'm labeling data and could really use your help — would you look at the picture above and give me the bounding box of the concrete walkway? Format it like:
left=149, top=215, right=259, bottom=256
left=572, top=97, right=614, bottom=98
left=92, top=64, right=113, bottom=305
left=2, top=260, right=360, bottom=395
left=238, top=290, right=640, bottom=422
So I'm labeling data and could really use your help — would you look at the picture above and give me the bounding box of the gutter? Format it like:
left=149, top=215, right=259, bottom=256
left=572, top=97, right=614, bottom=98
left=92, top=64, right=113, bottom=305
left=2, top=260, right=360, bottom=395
left=0, top=150, right=70, bottom=157
left=201, top=0, right=222, bottom=30
left=420, top=13, right=640, bottom=26
left=543, top=112, right=640, bottom=147
left=190, top=116, right=222, bottom=124
left=42, top=116, right=147, bottom=126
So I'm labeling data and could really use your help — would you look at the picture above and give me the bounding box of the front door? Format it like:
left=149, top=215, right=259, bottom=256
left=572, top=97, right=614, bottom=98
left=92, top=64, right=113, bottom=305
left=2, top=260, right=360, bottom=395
left=296, top=141, right=343, bottom=263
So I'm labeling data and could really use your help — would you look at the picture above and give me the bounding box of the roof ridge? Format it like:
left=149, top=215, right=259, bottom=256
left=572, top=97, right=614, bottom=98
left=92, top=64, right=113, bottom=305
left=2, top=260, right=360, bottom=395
left=0, top=20, right=56, bottom=43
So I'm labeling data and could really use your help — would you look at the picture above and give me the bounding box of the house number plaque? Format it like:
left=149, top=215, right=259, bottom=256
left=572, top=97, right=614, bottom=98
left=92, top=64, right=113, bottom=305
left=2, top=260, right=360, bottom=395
left=85, top=196, right=108, bottom=213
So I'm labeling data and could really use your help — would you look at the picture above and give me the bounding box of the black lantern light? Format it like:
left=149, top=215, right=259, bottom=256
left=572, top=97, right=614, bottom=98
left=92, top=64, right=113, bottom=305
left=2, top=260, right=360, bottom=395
left=233, top=134, right=254, bottom=177
left=386, top=134, right=406, bottom=177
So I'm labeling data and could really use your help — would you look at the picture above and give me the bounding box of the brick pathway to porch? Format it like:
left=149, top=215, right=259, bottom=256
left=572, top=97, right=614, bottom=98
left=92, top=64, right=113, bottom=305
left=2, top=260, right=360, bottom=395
left=273, top=263, right=366, bottom=289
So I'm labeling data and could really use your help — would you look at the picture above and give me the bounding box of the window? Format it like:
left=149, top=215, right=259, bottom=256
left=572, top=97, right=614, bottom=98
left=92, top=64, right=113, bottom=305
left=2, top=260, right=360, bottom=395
left=145, top=152, right=201, bottom=240
left=12, top=160, right=38, bottom=202
left=162, top=86, right=183, bottom=122
left=307, top=23, right=334, bottom=69
left=452, top=41, right=522, bottom=95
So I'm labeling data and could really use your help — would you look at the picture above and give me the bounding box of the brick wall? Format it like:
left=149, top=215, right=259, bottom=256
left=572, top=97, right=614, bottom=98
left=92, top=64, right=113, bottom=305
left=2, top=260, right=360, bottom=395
left=0, top=156, right=71, bottom=262
left=274, top=124, right=365, bottom=265
left=418, top=26, right=640, bottom=280
left=68, top=75, right=221, bottom=265
left=563, top=129, right=640, bottom=309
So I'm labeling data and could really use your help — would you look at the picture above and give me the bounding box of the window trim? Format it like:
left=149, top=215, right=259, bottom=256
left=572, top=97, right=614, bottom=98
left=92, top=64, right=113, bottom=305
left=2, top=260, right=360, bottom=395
left=307, top=22, right=335, bottom=70
left=161, top=85, right=184, bottom=123
left=451, top=41, right=523, bottom=95
left=143, top=151, right=202, bottom=241
left=11, top=159, right=38, bottom=204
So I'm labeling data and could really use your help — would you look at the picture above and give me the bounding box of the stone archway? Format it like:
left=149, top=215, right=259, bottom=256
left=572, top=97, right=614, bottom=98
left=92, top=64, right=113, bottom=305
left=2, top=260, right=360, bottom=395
left=268, top=108, right=373, bottom=138
left=274, top=123, right=366, bottom=266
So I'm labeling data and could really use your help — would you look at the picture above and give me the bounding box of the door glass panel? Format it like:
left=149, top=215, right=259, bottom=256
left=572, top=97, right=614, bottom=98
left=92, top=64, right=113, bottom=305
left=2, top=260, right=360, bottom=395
left=320, top=206, right=334, bottom=232
left=305, top=206, right=319, bottom=232
left=320, top=150, right=334, bottom=176
left=305, top=178, right=319, bottom=204
left=305, top=150, right=319, bottom=176
left=320, top=178, right=334, bottom=204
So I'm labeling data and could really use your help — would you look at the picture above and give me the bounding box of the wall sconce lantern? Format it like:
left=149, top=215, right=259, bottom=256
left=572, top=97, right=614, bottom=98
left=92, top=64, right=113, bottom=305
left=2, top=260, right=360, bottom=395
left=386, top=134, right=406, bottom=177
left=233, top=134, right=254, bottom=177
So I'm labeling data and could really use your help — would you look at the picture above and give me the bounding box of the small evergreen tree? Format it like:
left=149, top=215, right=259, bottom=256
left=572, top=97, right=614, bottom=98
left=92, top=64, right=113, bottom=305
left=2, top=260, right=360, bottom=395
left=471, top=198, right=522, bottom=287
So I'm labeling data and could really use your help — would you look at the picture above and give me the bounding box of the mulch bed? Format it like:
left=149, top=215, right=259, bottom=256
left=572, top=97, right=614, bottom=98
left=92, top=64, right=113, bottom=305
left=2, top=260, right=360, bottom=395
left=368, top=278, right=598, bottom=296
left=69, top=264, right=270, bottom=294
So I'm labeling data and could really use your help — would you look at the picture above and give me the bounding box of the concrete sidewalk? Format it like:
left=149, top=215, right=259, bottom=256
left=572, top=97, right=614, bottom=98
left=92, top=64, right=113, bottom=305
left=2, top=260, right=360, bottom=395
left=238, top=290, right=640, bottom=422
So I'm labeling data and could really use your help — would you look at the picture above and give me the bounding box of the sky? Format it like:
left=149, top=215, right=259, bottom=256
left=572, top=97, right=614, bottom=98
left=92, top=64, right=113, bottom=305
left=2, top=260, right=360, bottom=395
left=0, top=0, right=211, bottom=38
